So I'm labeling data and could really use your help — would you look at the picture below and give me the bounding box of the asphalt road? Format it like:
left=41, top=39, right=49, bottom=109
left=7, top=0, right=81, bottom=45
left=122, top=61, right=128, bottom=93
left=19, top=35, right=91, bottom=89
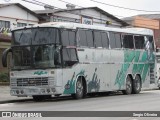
left=1, top=90, right=160, bottom=120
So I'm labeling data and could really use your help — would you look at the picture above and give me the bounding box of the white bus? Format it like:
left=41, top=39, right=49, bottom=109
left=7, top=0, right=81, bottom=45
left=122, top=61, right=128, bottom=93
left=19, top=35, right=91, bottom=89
left=2, top=22, right=155, bottom=101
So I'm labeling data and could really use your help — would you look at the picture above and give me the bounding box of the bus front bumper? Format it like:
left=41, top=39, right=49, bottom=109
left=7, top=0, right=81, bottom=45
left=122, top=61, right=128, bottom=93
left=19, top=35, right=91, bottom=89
left=10, top=87, right=57, bottom=97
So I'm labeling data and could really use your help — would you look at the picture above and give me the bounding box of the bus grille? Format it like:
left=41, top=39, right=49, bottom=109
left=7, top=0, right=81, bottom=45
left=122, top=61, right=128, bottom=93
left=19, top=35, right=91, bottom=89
left=16, top=77, right=48, bottom=86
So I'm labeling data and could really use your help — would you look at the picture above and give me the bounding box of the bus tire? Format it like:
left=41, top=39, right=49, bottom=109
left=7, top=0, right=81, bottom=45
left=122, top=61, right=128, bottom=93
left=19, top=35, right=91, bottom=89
left=72, top=77, right=84, bottom=99
left=132, top=75, right=141, bottom=94
left=122, top=75, right=132, bottom=95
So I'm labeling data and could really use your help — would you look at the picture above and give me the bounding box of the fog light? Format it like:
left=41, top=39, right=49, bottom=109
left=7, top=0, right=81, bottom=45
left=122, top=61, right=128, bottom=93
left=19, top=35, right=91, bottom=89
left=51, top=88, right=56, bottom=93
left=10, top=90, right=15, bottom=95
left=20, top=90, right=24, bottom=94
left=47, top=89, right=50, bottom=93
left=16, top=90, right=19, bottom=94
left=41, top=89, right=45, bottom=93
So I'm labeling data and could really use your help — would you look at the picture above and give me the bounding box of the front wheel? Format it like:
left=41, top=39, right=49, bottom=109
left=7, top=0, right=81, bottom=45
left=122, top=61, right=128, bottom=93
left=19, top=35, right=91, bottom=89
left=132, top=75, right=141, bottom=94
left=122, top=76, right=132, bottom=95
left=72, top=77, right=84, bottom=99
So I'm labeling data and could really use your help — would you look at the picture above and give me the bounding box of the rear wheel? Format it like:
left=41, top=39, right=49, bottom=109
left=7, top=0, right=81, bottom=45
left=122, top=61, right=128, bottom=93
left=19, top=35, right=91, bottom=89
left=122, top=76, right=132, bottom=95
left=72, top=77, right=84, bottom=99
left=132, top=75, right=141, bottom=94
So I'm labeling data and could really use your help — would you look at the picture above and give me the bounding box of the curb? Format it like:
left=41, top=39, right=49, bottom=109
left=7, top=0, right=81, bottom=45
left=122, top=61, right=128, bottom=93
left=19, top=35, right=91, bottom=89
left=0, top=99, right=33, bottom=104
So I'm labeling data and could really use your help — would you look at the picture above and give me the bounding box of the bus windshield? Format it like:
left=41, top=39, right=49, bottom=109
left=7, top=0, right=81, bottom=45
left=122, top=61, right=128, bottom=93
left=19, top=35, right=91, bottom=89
left=12, top=45, right=61, bottom=70
left=12, top=28, right=61, bottom=70
left=13, top=27, right=60, bottom=45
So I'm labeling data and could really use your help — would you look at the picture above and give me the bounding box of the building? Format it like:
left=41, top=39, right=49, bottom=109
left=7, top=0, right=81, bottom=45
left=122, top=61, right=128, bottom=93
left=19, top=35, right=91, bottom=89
left=35, top=5, right=128, bottom=28
left=0, top=3, right=39, bottom=72
left=123, top=14, right=160, bottom=48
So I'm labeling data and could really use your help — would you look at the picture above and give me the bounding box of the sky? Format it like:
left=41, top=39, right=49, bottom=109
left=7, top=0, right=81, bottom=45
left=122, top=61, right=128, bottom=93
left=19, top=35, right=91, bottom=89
left=1, top=0, right=160, bottom=18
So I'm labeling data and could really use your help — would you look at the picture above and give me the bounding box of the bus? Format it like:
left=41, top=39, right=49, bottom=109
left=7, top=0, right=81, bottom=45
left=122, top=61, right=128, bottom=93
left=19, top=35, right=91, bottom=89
left=2, top=22, right=156, bottom=101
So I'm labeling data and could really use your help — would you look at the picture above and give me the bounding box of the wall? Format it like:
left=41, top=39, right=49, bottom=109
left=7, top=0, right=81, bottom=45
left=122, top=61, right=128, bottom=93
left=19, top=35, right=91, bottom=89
left=52, top=8, right=122, bottom=27
left=0, top=5, right=39, bottom=29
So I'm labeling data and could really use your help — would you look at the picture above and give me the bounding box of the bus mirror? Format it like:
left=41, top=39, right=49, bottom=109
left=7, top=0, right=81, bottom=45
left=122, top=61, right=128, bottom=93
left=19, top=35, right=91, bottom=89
left=2, top=48, right=12, bottom=67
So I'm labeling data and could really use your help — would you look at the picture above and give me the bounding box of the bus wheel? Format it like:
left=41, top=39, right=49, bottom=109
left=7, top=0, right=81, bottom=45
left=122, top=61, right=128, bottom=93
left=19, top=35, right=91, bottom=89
left=132, top=75, right=141, bottom=94
left=122, top=76, right=132, bottom=95
left=72, top=77, right=84, bottom=99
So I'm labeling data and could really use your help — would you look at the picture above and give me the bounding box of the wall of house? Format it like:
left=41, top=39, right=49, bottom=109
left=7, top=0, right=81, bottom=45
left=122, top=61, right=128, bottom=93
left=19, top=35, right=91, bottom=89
left=52, top=8, right=122, bottom=27
left=0, top=4, right=39, bottom=74
left=0, top=5, right=39, bottom=29
left=133, top=16, right=159, bottom=29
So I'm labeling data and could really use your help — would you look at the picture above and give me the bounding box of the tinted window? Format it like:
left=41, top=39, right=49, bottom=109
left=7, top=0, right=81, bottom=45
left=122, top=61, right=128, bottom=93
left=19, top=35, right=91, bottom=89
left=109, top=32, right=116, bottom=48
left=32, top=28, right=59, bottom=45
left=115, top=33, right=122, bottom=48
left=79, top=30, right=87, bottom=46
left=61, top=31, right=69, bottom=46
left=62, top=48, right=78, bottom=66
left=123, top=35, right=134, bottom=49
left=94, top=31, right=102, bottom=47
left=69, top=31, right=76, bottom=46
left=13, top=28, right=60, bottom=46
left=61, top=30, right=76, bottom=46
left=86, top=30, right=94, bottom=47
left=134, top=36, right=145, bottom=49
left=145, top=36, right=154, bottom=50
left=101, top=32, right=109, bottom=48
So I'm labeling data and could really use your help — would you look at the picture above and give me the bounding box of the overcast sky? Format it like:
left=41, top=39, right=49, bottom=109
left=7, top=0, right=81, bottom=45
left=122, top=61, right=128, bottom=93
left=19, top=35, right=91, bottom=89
left=1, top=0, right=160, bottom=18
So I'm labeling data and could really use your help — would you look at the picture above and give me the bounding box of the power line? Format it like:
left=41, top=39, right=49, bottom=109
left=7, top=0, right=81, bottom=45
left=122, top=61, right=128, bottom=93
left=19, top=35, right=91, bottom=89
left=90, top=0, right=160, bottom=12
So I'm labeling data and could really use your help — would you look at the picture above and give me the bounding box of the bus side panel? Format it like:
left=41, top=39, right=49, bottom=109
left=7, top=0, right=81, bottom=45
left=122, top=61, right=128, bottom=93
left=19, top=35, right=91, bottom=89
left=95, top=49, right=111, bottom=92
left=110, top=50, right=125, bottom=90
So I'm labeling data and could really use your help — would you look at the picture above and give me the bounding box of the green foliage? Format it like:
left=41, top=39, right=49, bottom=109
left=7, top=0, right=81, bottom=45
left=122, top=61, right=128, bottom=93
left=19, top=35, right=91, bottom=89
left=0, top=73, right=9, bottom=82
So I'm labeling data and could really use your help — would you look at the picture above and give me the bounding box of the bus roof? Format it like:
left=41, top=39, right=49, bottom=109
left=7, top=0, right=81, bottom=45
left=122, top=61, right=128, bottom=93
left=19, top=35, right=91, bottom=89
left=13, top=22, right=153, bottom=36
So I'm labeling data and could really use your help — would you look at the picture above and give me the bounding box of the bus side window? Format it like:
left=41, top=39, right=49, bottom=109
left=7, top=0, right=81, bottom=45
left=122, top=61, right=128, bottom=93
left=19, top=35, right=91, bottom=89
left=61, top=30, right=76, bottom=46
left=109, top=32, right=116, bottom=48
left=109, top=32, right=122, bottom=49
left=145, top=36, right=154, bottom=50
left=94, top=31, right=103, bottom=47
left=79, top=30, right=88, bottom=47
left=134, top=36, right=145, bottom=49
left=86, top=30, right=94, bottom=47
left=62, top=48, right=78, bottom=66
left=114, top=33, right=122, bottom=48
left=101, top=32, right=109, bottom=48
left=122, top=35, right=134, bottom=49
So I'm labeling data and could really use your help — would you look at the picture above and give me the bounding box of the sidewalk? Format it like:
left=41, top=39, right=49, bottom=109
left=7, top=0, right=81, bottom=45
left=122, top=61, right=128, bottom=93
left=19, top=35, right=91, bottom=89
left=0, top=84, right=159, bottom=103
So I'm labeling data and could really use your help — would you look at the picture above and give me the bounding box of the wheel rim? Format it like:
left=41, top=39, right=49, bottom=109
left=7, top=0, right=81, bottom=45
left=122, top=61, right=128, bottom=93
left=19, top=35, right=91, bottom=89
left=135, top=77, right=140, bottom=90
left=76, top=80, right=83, bottom=95
left=126, top=79, right=132, bottom=93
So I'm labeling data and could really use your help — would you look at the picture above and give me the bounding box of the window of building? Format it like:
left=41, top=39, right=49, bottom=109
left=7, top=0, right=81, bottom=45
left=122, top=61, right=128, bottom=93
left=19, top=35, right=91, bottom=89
left=0, top=20, right=10, bottom=28
left=122, top=35, right=134, bottom=49
left=61, top=30, right=76, bottom=46
left=134, top=36, right=145, bottom=49
left=17, top=22, right=27, bottom=27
